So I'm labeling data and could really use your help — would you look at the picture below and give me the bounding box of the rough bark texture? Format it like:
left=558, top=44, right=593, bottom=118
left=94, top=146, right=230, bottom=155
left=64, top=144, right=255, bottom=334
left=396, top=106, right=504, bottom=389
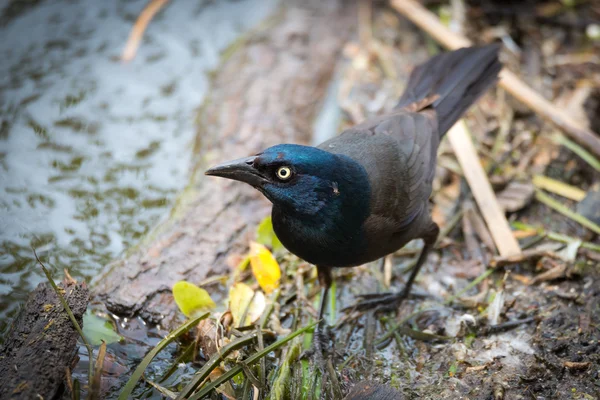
left=92, top=0, right=356, bottom=324
left=0, top=280, right=89, bottom=400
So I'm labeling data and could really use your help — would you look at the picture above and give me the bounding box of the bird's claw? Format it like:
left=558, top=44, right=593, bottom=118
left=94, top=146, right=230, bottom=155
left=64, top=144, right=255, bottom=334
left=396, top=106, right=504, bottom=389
left=355, top=291, right=396, bottom=300
left=299, top=346, right=327, bottom=375
left=300, top=324, right=331, bottom=374
left=347, top=291, right=409, bottom=313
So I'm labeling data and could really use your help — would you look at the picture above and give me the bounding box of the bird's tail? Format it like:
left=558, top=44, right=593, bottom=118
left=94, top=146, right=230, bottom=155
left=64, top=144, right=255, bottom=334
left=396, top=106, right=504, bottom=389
left=396, top=44, right=502, bottom=136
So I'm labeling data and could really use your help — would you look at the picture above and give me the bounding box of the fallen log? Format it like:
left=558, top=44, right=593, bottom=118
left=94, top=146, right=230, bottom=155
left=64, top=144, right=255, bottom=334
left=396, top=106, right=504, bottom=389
left=0, top=279, right=89, bottom=400
left=92, top=0, right=356, bottom=324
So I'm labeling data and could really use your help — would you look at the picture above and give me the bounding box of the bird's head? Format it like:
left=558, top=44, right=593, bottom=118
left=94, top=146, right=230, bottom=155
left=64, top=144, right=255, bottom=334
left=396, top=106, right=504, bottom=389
left=205, top=144, right=369, bottom=218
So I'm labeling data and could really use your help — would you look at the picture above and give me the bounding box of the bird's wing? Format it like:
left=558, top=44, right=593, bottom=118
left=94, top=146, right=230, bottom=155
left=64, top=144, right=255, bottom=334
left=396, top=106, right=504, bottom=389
left=318, top=110, right=440, bottom=231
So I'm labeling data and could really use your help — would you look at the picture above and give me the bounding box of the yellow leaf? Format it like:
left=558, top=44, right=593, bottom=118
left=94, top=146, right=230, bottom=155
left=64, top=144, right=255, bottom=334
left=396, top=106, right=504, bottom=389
left=249, top=242, right=281, bottom=294
left=228, top=282, right=266, bottom=327
left=172, top=281, right=216, bottom=318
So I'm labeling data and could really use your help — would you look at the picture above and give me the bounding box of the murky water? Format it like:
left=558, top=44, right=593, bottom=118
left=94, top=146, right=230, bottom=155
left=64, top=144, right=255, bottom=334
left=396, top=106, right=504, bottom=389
left=0, top=0, right=278, bottom=335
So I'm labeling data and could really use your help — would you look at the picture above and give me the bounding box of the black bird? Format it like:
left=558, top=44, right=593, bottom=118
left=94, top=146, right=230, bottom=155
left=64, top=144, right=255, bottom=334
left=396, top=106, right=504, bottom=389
left=206, top=44, right=501, bottom=351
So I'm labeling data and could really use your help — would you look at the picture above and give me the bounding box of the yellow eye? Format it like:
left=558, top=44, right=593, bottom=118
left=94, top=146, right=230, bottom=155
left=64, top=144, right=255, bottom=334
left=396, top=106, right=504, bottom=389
left=276, top=166, right=293, bottom=180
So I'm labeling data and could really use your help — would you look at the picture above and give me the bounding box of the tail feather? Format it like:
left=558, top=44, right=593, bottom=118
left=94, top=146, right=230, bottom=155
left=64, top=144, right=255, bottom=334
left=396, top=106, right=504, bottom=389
left=396, top=44, right=502, bottom=136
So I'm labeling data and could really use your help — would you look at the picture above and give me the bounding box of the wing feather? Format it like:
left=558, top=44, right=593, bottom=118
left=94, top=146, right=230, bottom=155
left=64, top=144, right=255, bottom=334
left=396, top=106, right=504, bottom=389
left=317, top=110, right=439, bottom=232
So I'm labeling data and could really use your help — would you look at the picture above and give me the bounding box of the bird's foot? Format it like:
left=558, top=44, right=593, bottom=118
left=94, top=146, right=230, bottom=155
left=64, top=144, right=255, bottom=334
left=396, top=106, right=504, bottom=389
left=300, top=324, right=331, bottom=374
left=347, top=290, right=409, bottom=313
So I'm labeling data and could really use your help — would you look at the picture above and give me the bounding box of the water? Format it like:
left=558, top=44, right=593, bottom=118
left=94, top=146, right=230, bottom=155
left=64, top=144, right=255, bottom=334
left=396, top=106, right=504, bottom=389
left=0, top=0, right=278, bottom=335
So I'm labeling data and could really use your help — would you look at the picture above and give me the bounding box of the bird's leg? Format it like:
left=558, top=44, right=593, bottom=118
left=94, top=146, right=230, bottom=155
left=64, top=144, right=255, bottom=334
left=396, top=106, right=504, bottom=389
left=352, top=222, right=439, bottom=312
left=301, top=265, right=332, bottom=372
left=316, top=266, right=332, bottom=325
left=378, top=256, right=386, bottom=273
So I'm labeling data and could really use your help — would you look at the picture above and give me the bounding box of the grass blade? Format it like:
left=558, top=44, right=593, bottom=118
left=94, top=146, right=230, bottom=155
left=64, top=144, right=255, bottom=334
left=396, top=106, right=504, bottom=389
left=158, top=342, right=195, bottom=383
left=118, top=313, right=209, bottom=400
left=547, top=231, right=600, bottom=253
left=176, top=331, right=260, bottom=399
left=445, top=268, right=494, bottom=305
left=73, top=380, right=80, bottom=400
left=269, top=340, right=302, bottom=400
left=88, top=341, right=107, bottom=400
left=536, top=189, right=600, bottom=234
left=187, top=322, right=318, bottom=400
left=147, top=380, right=178, bottom=399
left=511, top=222, right=600, bottom=252
left=552, top=133, right=600, bottom=172
left=375, top=308, right=439, bottom=346
left=532, top=174, right=586, bottom=201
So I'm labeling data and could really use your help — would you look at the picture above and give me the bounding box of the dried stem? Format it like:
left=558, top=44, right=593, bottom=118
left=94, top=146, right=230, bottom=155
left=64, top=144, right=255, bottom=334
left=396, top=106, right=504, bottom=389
left=121, top=0, right=170, bottom=62
left=390, top=0, right=600, bottom=158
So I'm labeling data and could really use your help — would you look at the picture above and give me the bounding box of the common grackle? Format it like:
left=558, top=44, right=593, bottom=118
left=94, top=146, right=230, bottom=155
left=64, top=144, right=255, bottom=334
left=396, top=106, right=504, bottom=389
left=206, top=44, right=501, bottom=358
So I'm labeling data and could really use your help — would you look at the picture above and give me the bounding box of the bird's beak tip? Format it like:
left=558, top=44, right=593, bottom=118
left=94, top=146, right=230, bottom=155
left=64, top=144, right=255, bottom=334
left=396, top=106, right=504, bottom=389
left=204, top=156, right=265, bottom=187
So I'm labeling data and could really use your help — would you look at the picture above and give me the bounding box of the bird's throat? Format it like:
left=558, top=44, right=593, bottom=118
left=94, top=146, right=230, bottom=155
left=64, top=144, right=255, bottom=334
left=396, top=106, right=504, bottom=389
left=270, top=155, right=372, bottom=267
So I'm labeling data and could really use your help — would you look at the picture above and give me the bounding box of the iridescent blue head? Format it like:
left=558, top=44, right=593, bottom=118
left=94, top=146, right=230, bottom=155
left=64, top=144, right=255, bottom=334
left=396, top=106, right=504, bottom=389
left=206, top=144, right=372, bottom=266
left=206, top=144, right=369, bottom=218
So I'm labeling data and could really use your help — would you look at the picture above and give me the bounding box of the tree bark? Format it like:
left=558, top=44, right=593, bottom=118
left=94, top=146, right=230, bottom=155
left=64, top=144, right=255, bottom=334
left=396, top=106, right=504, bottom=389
left=92, top=0, right=356, bottom=324
left=0, top=280, right=89, bottom=400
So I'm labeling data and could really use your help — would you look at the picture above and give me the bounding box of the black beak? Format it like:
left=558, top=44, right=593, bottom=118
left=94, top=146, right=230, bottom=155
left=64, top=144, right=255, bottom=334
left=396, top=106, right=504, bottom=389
left=205, top=156, right=268, bottom=187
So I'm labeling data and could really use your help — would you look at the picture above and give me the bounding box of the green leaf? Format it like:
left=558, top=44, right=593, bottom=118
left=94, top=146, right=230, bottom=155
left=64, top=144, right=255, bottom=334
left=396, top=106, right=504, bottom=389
left=256, top=216, right=283, bottom=252
left=236, top=255, right=250, bottom=272
left=447, top=362, right=458, bottom=378
left=172, top=281, right=216, bottom=317
left=82, top=311, right=123, bottom=346
left=269, top=340, right=302, bottom=400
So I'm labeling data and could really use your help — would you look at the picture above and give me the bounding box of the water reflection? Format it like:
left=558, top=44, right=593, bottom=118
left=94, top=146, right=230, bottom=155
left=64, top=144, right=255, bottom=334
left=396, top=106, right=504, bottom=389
left=0, top=0, right=277, bottom=335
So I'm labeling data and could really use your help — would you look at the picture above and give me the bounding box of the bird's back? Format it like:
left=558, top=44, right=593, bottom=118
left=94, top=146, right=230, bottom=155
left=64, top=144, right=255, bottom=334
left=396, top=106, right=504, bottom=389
left=318, top=110, right=439, bottom=232
left=317, top=45, right=501, bottom=261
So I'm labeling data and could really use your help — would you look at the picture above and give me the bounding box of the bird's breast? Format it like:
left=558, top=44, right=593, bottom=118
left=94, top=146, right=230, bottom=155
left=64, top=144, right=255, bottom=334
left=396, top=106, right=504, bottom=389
left=271, top=207, right=368, bottom=268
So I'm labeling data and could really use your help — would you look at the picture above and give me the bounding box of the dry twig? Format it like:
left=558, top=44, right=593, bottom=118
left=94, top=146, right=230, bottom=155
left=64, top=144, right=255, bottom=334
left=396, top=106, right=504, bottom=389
left=448, top=121, right=521, bottom=256
left=121, top=0, right=170, bottom=62
left=390, top=0, right=600, bottom=159
left=489, top=248, right=560, bottom=268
